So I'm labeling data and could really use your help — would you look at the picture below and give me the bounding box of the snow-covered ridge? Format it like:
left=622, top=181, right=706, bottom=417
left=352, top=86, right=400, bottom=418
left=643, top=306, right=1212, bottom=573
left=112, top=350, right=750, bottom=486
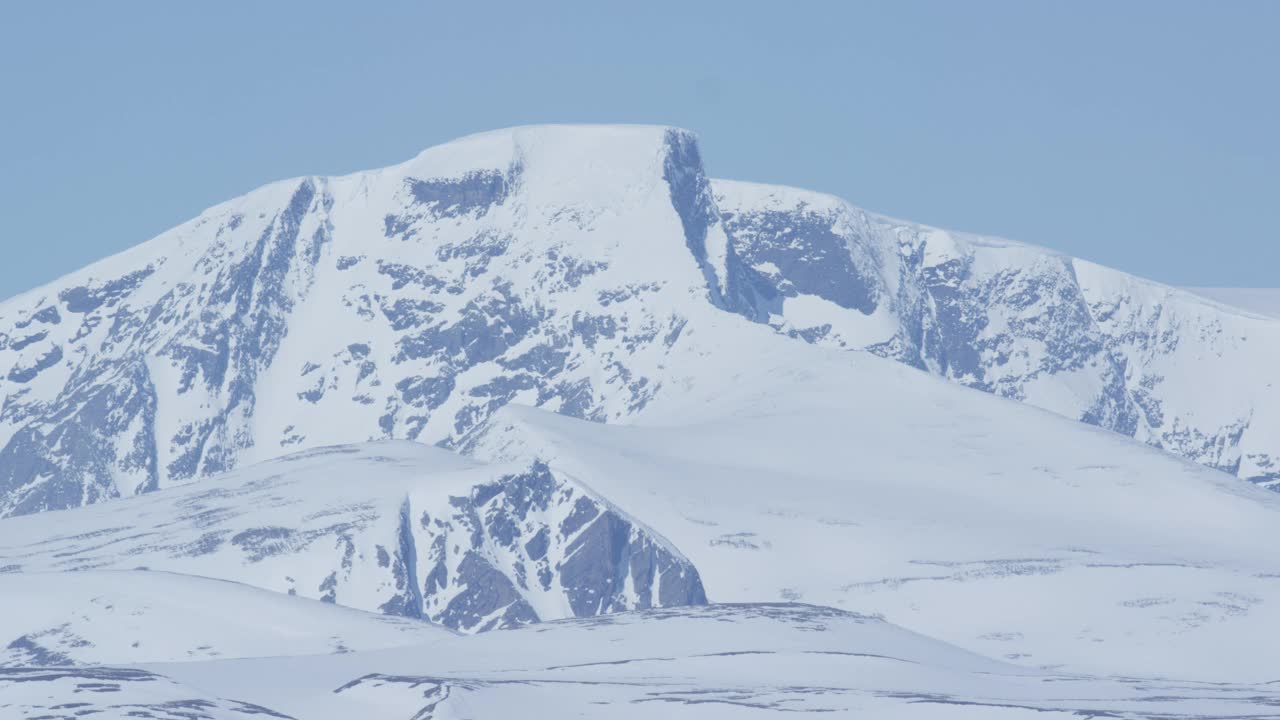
left=713, top=177, right=1280, bottom=487
left=0, top=441, right=707, bottom=632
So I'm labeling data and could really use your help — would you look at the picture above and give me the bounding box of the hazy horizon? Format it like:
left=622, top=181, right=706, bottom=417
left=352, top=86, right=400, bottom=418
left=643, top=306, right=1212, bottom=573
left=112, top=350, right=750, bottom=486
left=2, top=0, right=1276, bottom=297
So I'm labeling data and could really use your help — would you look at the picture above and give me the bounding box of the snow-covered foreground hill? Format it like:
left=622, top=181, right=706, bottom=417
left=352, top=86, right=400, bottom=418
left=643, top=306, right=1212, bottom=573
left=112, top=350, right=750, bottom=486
left=6, top=601, right=1280, bottom=719
left=0, top=666, right=293, bottom=720
left=0, top=442, right=705, bottom=632
left=148, top=604, right=1280, bottom=719
left=150, top=605, right=1280, bottom=719
left=3, top=125, right=1280, bottom=522
left=2, top=589, right=1280, bottom=717
left=0, top=570, right=454, bottom=666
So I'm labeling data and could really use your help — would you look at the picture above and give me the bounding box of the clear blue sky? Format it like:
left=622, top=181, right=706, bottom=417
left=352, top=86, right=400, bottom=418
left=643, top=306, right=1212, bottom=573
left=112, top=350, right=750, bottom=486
left=2, top=1, right=1276, bottom=299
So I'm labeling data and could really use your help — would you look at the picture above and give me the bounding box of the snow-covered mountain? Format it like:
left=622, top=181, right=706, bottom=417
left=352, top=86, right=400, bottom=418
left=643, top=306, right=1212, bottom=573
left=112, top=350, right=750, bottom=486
left=4, top=125, right=1280, bottom=715
left=0, top=126, right=744, bottom=516
left=4, top=124, right=1280, bottom=521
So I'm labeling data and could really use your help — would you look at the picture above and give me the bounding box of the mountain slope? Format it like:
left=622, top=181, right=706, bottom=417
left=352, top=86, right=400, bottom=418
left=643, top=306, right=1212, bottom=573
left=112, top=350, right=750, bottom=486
left=5, top=125, right=1280, bottom=519
left=0, top=570, right=453, bottom=666
left=0, top=441, right=705, bottom=632
left=464, top=332, right=1280, bottom=682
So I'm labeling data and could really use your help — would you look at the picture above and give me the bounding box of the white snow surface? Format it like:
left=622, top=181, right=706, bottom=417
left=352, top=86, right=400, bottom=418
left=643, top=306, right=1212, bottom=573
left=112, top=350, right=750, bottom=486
left=0, top=570, right=453, bottom=666
left=6, top=603, right=1279, bottom=719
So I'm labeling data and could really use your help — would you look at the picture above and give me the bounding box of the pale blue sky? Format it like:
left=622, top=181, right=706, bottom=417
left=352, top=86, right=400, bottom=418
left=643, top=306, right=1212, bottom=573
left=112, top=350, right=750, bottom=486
left=1, top=1, right=1276, bottom=298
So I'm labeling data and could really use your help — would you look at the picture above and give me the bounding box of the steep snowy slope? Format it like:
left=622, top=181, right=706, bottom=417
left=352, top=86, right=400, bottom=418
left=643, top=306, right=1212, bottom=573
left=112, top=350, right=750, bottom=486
left=146, top=605, right=1280, bottom=719
left=0, top=442, right=705, bottom=632
left=5, top=124, right=1280, bottom=520
left=0, top=570, right=453, bottom=666
left=465, top=333, right=1280, bottom=682
left=715, top=180, right=1280, bottom=487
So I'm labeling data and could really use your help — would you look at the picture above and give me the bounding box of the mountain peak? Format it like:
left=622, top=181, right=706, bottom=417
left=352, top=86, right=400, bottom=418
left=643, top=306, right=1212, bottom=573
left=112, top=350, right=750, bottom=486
left=391, top=124, right=701, bottom=201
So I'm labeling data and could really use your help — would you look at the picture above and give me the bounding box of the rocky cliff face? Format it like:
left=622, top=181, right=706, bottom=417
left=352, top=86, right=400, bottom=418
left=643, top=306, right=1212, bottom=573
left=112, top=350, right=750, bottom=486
left=714, top=180, right=1280, bottom=487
